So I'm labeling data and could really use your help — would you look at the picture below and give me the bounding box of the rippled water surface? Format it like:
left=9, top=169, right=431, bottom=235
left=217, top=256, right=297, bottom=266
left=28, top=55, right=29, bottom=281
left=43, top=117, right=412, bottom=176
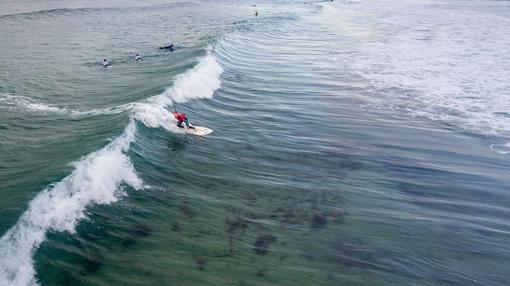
left=1, top=0, right=510, bottom=285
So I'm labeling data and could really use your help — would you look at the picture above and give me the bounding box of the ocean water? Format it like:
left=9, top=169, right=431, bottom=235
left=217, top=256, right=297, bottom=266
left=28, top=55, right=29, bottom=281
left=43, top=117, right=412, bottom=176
left=1, top=0, right=510, bottom=285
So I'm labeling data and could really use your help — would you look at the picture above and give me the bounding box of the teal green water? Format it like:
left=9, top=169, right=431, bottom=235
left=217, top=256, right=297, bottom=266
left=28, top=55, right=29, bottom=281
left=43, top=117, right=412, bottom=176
left=1, top=0, right=510, bottom=285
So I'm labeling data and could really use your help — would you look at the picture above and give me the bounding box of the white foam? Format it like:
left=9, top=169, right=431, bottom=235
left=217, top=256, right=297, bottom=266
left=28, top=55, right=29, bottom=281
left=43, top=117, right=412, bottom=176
left=0, top=119, right=142, bottom=286
left=0, top=53, right=223, bottom=286
left=491, top=142, right=510, bottom=155
left=133, top=53, right=223, bottom=131
left=170, top=54, right=223, bottom=103
left=68, top=103, right=134, bottom=117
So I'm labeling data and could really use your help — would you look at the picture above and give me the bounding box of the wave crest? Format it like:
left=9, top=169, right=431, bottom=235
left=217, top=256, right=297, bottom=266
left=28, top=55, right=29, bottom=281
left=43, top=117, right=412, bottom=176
left=133, top=53, right=223, bottom=130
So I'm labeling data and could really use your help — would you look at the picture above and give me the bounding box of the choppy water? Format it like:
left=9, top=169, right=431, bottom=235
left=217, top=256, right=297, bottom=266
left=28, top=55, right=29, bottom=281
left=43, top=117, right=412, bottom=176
left=1, top=0, right=510, bottom=285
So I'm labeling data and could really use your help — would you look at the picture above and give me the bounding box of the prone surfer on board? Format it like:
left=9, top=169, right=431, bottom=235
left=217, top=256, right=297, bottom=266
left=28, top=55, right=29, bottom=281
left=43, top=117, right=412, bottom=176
left=173, top=112, right=195, bottom=130
left=159, top=43, right=175, bottom=52
left=102, top=59, right=111, bottom=67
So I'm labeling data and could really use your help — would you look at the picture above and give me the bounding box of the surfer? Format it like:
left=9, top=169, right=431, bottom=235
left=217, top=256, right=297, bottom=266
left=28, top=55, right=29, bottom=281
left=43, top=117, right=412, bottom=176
left=102, top=59, right=110, bottom=67
left=173, top=111, right=195, bottom=129
left=159, top=43, right=174, bottom=51
left=135, top=53, right=141, bottom=61
left=255, top=10, right=259, bottom=16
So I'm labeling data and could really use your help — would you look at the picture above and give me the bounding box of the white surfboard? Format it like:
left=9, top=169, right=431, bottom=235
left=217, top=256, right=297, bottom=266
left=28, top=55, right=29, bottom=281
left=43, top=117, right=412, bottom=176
left=183, top=126, right=213, bottom=136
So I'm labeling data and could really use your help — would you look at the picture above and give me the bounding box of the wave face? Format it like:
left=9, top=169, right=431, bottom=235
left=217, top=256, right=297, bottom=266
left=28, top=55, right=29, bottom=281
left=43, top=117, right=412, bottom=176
left=0, top=52, right=223, bottom=286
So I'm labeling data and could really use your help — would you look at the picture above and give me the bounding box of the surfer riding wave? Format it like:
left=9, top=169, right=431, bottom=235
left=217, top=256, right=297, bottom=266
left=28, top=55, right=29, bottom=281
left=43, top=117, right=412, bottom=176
left=173, top=111, right=195, bottom=129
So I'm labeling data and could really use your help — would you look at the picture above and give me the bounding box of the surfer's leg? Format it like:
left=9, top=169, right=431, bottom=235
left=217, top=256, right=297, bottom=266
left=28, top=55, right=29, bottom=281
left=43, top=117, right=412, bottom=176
left=177, top=121, right=184, bottom=128
left=185, top=119, right=195, bottom=129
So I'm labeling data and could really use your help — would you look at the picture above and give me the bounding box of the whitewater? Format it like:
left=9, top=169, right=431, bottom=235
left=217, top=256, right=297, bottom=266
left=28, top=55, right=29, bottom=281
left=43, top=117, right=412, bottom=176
left=321, top=0, right=510, bottom=153
left=0, top=53, right=223, bottom=286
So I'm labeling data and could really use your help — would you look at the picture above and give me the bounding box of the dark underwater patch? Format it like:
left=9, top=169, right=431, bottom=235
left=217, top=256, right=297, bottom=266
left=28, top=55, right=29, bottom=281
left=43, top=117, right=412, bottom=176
left=310, top=214, right=327, bottom=229
left=180, top=203, right=195, bottom=218
left=253, top=234, right=277, bottom=255
left=196, top=257, right=208, bottom=271
left=121, top=223, right=153, bottom=247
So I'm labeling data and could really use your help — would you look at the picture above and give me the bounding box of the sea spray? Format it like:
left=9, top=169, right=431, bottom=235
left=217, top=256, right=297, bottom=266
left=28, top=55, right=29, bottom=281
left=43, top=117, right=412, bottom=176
left=171, top=54, right=223, bottom=103
left=133, top=53, right=223, bottom=131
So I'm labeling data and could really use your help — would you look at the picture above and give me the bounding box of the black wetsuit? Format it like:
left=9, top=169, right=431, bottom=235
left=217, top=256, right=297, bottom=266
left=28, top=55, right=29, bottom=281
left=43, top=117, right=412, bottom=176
left=159, top=44, right=174, bottom=51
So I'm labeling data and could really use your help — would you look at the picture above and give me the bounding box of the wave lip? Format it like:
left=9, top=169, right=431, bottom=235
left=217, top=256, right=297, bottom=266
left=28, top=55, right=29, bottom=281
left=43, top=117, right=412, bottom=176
left=0, top=52, right=224, bottom=286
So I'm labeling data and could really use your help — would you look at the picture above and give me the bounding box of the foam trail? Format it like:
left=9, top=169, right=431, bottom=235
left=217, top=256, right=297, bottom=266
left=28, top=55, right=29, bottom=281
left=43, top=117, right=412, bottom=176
left=0, top=53, right=223, bottom=286
left=67, top=103, right=134, bottom=117
left=0, top=93, right=134, bottom=117
left=0, top=94, right=67, bottom=114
